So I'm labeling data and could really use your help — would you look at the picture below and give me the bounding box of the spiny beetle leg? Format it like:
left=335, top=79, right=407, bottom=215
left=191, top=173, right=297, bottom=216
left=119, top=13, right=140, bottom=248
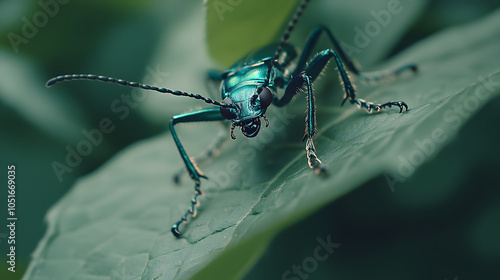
left=171, top=181, right=202, bottom=237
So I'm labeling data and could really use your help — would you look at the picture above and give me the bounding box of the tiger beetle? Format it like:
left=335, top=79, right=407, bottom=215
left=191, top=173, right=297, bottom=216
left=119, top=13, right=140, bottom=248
left=46, top=0, right=417, bottom=237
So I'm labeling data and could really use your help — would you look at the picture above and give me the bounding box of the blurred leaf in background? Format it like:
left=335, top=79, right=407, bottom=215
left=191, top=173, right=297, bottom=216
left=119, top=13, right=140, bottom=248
left=206, top=0, right=300, bottom=67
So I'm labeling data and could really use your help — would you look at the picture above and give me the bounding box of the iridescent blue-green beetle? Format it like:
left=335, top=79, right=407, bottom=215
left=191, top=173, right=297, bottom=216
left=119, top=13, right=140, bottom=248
left=46, top=0, right=417, bottom=237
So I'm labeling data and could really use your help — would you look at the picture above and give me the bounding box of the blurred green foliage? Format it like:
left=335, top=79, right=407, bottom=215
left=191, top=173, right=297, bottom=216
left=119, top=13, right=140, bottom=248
left=0, top=0, right=499, bottom=279
left=246, top=95, right=500, bottom=280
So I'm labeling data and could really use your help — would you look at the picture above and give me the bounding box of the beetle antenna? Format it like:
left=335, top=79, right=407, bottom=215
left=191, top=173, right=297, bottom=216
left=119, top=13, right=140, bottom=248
left=273, top=0, right=311, bottom=62
left=47, top=74, right=236, bottom=109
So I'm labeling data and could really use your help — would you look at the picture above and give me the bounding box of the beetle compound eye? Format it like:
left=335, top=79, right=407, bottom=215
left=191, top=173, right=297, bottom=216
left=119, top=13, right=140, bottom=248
left=258, top=87, right=273, bottom=108
left=220, top=97, right=236, bottom=119
left=241, top=118, right=261, bottom=138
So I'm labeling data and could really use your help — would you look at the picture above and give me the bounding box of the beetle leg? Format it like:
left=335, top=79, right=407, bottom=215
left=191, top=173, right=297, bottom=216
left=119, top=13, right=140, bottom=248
left=275, top=25, right=415, bottom=113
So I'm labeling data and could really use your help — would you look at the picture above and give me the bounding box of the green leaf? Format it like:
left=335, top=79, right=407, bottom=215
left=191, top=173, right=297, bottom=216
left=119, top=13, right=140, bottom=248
left=24, top=8, right=500, bottom=280
left=206, top=0, right=427, bottom=67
